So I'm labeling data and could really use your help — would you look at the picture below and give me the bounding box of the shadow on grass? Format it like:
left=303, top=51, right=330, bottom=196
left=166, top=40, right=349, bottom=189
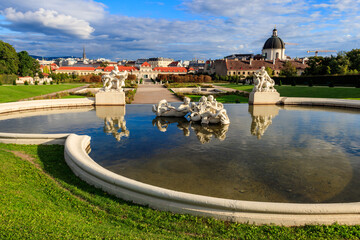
left=36, top=144, right=138, bottom=207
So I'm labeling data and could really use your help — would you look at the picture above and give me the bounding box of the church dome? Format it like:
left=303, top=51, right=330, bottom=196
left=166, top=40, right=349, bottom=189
left=263, top=28, right=285, bottom=50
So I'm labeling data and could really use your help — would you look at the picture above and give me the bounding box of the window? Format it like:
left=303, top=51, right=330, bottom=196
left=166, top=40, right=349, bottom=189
left=276, top=52, right=279, bottom=59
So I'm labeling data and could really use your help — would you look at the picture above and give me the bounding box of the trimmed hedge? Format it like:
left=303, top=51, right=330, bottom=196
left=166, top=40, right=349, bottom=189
left=273, top=75, right=360, bottom=87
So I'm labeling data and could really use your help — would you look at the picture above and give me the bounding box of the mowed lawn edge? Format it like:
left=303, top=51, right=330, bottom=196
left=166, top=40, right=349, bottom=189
left=0, top=84, right=86, bottom=103
left=0, top=143, right=360, bottom=239
left=215, top=83, right=360, bottom=100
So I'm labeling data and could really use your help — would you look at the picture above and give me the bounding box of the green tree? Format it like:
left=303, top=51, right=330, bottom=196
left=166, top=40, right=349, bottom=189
left=18, top=51, right=39, bottom=77
left=346, top=49, right=360, bottom=71
left=0, top=40, right=19, bottom=74
left=280, top=61, right=297, bottom=77
left=265, top=67, right=274, bottom=77
left=100, top=62, right=109, bottom=68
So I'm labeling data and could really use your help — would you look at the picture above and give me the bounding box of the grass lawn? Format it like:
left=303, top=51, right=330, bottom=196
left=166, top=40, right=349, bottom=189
left=216, top=84, right=360, bottom=99
left=214, top=83, right=254, bottom=92
left=186, top=94, right=248, bottom=103
left=0, top=84, right=86, bottom=103
left=1, top=143, right=359, bottom=239
left=275, top=86, right=360, bottom=99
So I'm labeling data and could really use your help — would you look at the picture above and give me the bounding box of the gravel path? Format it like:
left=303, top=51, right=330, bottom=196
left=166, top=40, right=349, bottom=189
left=132, top=81, right=180, bottom=104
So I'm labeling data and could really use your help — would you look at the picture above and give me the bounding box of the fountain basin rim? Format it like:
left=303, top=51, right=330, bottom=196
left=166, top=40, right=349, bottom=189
left=1, top=98, right=360, bottom=226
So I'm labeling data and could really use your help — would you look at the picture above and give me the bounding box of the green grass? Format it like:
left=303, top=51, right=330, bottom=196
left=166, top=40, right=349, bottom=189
left=0, top=84, right=85, bottom=103
left=217, top=84, right=360, bottom=99
left=214, top=83, right=254, bottom=92
left=186, top=94, right=248, bottom=103
left=274, top=86, right=360, bottom=99
left=1, top=143, right=360, bottom=239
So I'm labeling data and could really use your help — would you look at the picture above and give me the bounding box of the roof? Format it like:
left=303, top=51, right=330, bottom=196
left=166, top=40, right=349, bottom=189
left=57, top=67, right=95, bottom=71
left=153, top=67, right=188, bottom=73
left=188, top=67, right=195, bottom=71
left=141, top=62, right=151, bottom=67
left=43, top=73, right=49, bottom=76
left=222, top=59, right=307, bottom=71
left=263, top=28, right=285, bottom=50
left=104, top=66, right=138, bottom=72
left=168, top=61, right=180, bottom=66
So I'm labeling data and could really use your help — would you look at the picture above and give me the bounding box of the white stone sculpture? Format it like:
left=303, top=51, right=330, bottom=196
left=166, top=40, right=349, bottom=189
left=101, top=66, right=128, bottom=92
left=189, top=95, right=230, bottom=125
left=152, top=97, right=192, bottom=117
left=252, top=66, right=276, bottom=93
left=152, top=95, right=230, bottom=125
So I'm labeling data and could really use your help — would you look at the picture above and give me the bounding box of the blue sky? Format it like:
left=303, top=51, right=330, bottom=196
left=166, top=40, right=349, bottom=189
left=0, top=0, right=359, bottom=61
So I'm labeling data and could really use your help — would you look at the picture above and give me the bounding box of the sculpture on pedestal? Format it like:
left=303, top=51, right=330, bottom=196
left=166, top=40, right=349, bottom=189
left=252, top=66, right=277, bottom=93
left=101, top=66, right=128, bottom=92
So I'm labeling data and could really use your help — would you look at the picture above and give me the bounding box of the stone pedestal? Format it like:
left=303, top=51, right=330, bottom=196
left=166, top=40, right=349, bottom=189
left=95, top=91, right=125, bottom=106
left=249, top=92, right=280, bottom=105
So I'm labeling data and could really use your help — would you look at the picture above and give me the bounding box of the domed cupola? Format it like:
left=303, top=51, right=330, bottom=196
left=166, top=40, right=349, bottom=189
left=262, top=28, right=286, bottom=60
left=263, top=28, right=285, bottom=50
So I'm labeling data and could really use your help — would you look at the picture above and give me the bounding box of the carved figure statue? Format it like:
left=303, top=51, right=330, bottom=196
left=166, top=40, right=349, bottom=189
left=152, top=95, right=230, bottom=125
left=152, top=97, right=192, bottom=117
left=252, top=66, right=276, bottom=93
left=101, top=66, right=128, bottom=92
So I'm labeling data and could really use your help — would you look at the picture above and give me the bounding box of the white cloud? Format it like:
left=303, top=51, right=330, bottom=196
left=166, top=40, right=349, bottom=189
left=3, top=8, right=94, bottom=39
left=0, top=0, right=106, bottom=22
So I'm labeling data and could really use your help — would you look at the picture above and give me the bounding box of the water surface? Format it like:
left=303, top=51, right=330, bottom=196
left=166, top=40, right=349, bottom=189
left=0, top=104, right=359, bottom=203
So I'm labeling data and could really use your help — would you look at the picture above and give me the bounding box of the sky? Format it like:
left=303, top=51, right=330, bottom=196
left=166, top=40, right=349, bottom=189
left=0, top=0, right=359, bottom=61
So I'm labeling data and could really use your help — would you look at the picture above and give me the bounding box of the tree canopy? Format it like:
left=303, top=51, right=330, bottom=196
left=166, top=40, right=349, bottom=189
left=0, top=40, right=19, bottom=75
left=304, top=49, right=360, bottom=76
left=18, top=51, right=40, bottom=77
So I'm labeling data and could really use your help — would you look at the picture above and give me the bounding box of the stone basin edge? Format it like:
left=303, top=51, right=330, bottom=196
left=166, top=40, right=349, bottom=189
left=1, top=98, right=360, bottom=226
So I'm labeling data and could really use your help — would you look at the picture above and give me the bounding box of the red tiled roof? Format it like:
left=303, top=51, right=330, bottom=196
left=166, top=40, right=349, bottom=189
left=188, top=67, right=195, bottom=71
left=222, top=59, right=308, bottom=71
left=153, top=67, right=187, bottom=73
left=57, top=67, right=95, bottom=71
left=103, top=66, right=138, bottom=72
left=43, top=73, right=49, bottom=76
left=141, top=62, right=151, bottom=67
left=51, top=63, right=57, bottom=66
left=168, top=61, right=179, bottom=66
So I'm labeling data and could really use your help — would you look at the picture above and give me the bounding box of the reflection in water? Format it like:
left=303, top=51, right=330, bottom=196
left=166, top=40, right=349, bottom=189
left=152, top=116, right=229, bottom=144
left=248, top=105, right=279, bottom=139
left=96, top=106, right=129, bottom=141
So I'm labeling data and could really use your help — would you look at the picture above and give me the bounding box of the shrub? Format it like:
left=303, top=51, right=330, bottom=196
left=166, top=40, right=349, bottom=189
left=291, top=79, right=296, bottom=86
left=35, top=81, right=38, bottom=85
left=12, top=80, right=17, bottom=85
left=278, top=80, right=282, bottom=86
left=308, top=79, right=313, bottom=87
left=0, top=80, right=2, bottom=86
left=24, top=81, right=29, bottom=85
left=43, top=81, right=47, bottom=85
left=50, top=81, right=54, bottom=85
left=328, top=80, right=334, bottom=88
